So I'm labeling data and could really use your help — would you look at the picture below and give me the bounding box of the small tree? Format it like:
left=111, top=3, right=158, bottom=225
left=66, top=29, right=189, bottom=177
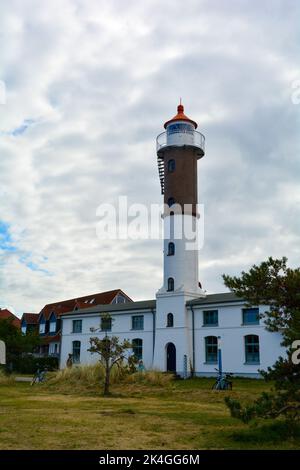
left=223, top=257, right=300, bottom=431
left=88, top=314, right=132, bottom=395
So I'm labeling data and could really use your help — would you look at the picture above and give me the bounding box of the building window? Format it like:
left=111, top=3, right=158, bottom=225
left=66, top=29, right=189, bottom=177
left=101, top=316, right=112, bottom=331
left=49, top=313, right=56, bottom=333
left=167, top=313, right=174, bottom=327
left=21, top=324, right=26, bottom=335
left=245, top=335, right=260, bottom=364
left=132, top=338, right=143, bottom=360
left=72, top=340, right=81, bottom=363
left=72, top=319, right=82, bottom=333
left=168, top=122, right=194, bottom=134
left=243, top=308, right=259, bottom=325
left=167, top=197, right=175, bottom=208
left=205, top=336, right=218, bottom=363
left=167, top=242, right=175, bottom=256
left=203, top=310, right=218, bottom=326
left=132, top=315, right=144, bottom=330
left=39, top=321, right=45, bottom=335
left=168, top=159, right=175, bottom=173
left=167, top=277, right=174, bottom=291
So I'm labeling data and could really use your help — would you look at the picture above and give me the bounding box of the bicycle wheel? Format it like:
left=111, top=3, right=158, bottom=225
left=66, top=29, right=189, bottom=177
left=30, top=376, right=37, bottom=386
left=211, top=381, right=218, bottom=390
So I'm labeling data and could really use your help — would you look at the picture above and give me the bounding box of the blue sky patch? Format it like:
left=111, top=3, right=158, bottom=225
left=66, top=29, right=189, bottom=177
left=19, top=253, right=51, bottom=276
left=0, top=221, right=51, bottom=275
left=0, top=221, right=16, bottom=252
left=11, top=118, right=35, bottom=136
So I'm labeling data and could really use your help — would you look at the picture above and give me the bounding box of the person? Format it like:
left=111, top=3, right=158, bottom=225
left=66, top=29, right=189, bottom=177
left=137, top=359, right=145, bottom=372
left=66, top=354, right=73, bottom=368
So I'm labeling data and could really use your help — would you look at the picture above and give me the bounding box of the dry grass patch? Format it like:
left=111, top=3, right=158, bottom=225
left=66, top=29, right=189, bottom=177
left=0, top=370, right=15, bottom=385
left=0, top=377, right=299, bottom=450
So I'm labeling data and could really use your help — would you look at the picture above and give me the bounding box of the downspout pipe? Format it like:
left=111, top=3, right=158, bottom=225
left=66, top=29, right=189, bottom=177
left=151, top=308, right=156, bottom=364
left=190, top=305, right=195, bottom=377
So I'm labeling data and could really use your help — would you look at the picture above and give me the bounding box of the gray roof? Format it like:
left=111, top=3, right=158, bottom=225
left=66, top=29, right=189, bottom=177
left=61, top=299, right=156, bottom=317
left=186, top=292, right=243, bottom=306
left=61, top=292, right=244, bottom=317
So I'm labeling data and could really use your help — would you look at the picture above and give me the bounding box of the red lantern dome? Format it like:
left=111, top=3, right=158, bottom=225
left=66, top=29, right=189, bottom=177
left=164, top=101, right=198, bottom=129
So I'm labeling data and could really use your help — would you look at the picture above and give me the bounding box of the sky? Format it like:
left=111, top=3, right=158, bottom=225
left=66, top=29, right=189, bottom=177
left=0, top=0, right=300, bottom=316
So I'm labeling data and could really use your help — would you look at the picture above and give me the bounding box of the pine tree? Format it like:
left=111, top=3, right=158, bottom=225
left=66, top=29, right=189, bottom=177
left=223, top=257, right=300, bottom=431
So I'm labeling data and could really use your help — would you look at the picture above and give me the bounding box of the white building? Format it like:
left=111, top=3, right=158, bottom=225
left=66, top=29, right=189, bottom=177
left=60, top=103, right=285, bottom=377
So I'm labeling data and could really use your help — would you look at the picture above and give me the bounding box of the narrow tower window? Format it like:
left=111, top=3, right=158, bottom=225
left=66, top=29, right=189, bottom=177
left=167, top=242, right=175, bottom=256
left=167, top=313, right=174, bottom=327
left=167, top=197, right=175, bottom=208
left=168, top=159, right=175, bottom=173
left=167, top=277, right=174, bottom=292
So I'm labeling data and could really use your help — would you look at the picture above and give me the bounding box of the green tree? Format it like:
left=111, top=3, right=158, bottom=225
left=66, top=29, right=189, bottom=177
left=223, top=257, right=300, bottom=430
left=0, top=318, right=40, bottom=369
left=88, top=314, right=132, bottom=395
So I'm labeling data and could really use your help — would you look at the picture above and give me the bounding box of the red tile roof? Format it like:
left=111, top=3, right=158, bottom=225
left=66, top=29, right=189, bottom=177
left=21, top=313, right=39, bottom=324
left=0, top=309, right=21, bottom=328
left=42, top=333, right=61, bottom=344
left=39, top=289, right=132, bottom=320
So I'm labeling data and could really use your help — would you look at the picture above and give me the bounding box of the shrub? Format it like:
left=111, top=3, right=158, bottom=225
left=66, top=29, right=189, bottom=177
left=10, top=355, right=59, bottom=374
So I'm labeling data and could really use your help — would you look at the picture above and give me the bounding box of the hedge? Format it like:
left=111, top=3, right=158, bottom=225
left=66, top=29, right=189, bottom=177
left=9, top=355, right=59, bottom=374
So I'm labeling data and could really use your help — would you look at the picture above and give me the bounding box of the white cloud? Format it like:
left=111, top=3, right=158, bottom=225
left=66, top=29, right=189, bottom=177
left=0, top=0, right=300, bottom=315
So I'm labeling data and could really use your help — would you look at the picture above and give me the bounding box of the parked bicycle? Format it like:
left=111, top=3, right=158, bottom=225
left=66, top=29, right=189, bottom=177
left=31, top=368, right=48, bottom=386
left=211, top=368, right=233, bottom=390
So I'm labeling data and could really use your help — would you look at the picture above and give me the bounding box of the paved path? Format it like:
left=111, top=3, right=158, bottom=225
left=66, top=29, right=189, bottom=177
left=15, top=376, right=32, bottom=382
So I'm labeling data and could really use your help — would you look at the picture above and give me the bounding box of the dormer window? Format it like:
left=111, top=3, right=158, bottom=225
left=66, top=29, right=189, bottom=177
left=39, top=316, right=46, bottom=334
left=49, top=313, right=57, bottom=334
left=116, top=294, right=126, bottom=303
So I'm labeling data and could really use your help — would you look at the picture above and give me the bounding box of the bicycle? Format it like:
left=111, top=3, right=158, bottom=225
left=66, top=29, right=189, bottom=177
left=31, top=368, right=48, bottom=386
left=211, top=368, right=233, bottom=390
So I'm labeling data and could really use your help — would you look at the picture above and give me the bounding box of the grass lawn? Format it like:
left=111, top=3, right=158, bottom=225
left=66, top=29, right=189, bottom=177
left=0, top=377, right=299, bottom=450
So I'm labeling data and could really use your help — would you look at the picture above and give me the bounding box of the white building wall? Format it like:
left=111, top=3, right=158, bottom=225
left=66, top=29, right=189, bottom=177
left=60, top=311, right=154, bottom=370
left=161, top=214, right=202, bottom=295
left=59, top=301, right=286, bottom=378
left=154, top=292, right=198, bottom=375
left=191, top=302, right=286, bottom=377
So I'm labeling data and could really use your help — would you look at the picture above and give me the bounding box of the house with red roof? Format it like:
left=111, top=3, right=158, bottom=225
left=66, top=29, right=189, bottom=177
left=0, top=308, right=21, bottom=328
left=21, top=313, right=39, bottom=335
left=33, top=289, right=132, bottom=357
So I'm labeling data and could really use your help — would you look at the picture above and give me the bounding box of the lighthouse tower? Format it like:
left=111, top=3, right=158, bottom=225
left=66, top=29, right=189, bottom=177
left=153, top=102, right=206, bottom=375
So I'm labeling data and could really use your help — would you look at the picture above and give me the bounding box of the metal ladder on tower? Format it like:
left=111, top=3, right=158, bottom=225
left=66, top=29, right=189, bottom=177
left=157, top=155, right=165, bottom=195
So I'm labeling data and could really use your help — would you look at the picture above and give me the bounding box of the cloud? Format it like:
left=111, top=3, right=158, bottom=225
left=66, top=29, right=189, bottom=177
left=0, top=0, right=300, bottom=315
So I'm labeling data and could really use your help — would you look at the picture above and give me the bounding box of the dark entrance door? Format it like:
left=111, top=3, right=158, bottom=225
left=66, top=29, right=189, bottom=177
left=166, top=343, right=176, bottom=372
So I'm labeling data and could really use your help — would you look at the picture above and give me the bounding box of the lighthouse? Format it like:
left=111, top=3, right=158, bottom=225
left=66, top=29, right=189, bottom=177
left=153, top=102, right=206, bottom=374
